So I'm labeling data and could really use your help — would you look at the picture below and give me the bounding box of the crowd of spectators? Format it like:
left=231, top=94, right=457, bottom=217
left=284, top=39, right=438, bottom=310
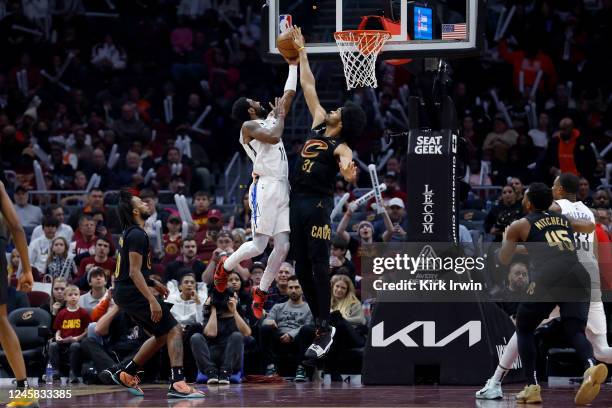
left=0, top=0, right=610, bottom=384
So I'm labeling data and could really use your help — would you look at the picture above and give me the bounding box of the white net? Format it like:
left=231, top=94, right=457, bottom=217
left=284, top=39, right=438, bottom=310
left=334, top=30, right=391, bottom=90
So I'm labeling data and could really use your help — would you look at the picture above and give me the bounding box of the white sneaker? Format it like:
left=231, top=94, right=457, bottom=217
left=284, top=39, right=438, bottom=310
left=475, top=378, right=503, bottom=399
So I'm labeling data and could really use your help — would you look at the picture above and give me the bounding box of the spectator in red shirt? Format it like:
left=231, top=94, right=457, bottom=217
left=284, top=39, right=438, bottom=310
left=70, top=215, right=98, bottom=259
left=49, top=285, right=90, bottom=383
left=74, top=237, right=116, bottom=290
left=162, top=214, right=183, bottom=265
left=191, top=191, right=211, bottom=231
left=164, top=237, right=206, bottom=283
left=498, top=39, right=557, bottom=95
left=594, top=208, right=612, bottom=291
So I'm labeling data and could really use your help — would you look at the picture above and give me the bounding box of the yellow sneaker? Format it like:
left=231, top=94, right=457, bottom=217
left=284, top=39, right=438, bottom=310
left=575, top=363, right=608, bottom=406
left=515, top=384, right=542, bottom=404
left=6, top=397, right=39, bottom=407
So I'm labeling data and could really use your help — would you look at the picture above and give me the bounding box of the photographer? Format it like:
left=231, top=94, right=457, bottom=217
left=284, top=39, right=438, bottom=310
left=190, top=281, right=251, bottom=384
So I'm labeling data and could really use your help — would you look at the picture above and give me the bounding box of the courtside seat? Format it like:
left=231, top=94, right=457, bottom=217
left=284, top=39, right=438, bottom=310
left=0, top=308, right=52, bottom=379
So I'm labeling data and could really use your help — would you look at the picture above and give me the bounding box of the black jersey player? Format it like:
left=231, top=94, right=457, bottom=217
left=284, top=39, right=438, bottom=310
left=110, top=190, right=204, bottom=399
left=499, top=183, right=607, bottom=405
left=289, top=26, right=366, bottom=362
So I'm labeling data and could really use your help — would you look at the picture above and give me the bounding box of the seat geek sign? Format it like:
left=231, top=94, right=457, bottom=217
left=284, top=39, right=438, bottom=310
left=414, top=135, right=444, bottom=154
left=405, top=129, right=457, bottom=243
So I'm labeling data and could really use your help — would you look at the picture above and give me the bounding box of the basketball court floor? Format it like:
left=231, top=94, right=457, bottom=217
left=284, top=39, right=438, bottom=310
left=2, top=383, right=612, bottom=407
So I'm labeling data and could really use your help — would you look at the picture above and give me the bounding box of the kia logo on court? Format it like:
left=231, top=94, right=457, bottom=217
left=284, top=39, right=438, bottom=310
left=371, top=321, right=482, bottom=348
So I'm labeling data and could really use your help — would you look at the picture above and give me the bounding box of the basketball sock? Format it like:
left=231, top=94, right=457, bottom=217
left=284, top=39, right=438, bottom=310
left=16, top=379, right=29, bottom=388
left=529, top=371, right=538, bottom=386
left=224, top=234, right=268, bottom=271
left=123, top=360, right=140, bottom=376
left=171, top=367, right=184, bottom=382
left=260, top=232, right=289, bottom=292
left=493, top=333, right=519, bottom=382
left=587, top=332, right=612, bottom=363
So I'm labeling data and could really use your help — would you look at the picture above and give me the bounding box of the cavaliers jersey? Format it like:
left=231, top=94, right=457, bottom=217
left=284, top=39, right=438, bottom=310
left=240, top=116, right=288, bottom=180
left=555, top=199, right=596, bottom=261
left=292, top=123, right=345, bottom=197
left=115, top=225, right=153, bottom=283
left=525, top=211, right=579, bottom=271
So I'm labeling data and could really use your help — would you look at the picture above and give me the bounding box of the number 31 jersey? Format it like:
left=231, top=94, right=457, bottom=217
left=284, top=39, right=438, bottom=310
left=240, top=116, right=288, bottom=180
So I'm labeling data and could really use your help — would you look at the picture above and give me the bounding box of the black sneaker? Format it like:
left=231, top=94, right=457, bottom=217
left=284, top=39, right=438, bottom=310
left=304, top=326, right=336, bottom=360
left=98, top=369, right=114, bottom=385
left=294, top=365, right=307, bottom=382
left=206, top=369, right=219, bottom=385
left=218, top=370, right=230, bottom=385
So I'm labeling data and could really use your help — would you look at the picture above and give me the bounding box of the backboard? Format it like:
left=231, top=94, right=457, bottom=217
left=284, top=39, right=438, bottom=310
left=261, top=0, right=484, bottom=63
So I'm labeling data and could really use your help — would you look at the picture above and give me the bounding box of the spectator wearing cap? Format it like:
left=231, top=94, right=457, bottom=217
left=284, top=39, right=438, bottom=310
left=78, top=267, right=108, bottom=313
left=49, top=144, right=75, bottom=188
left=29, top=215, right=59, bottom=274
left=161, top=213, right=183, bottom=265
left=540, top=118, right=596, bottom=185
left=165, top=237, right=206, bottom=283
left=14, top=186, right=43, bottom=228
left=263, top=262, right=293, bottom=312
left=31, top=205, right=74, bottom=243
left=73, top=237, right=116, bottom=290
left=191, top=191, right=211, bottom=231
left=483, top=114, right=519, bottom=165
left=330, top=238, right=356, bottom=282
left=375, top=197, right=408, bottom=242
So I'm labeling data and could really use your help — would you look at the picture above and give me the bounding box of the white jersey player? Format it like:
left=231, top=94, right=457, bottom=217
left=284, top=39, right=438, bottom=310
left=216, top=60, right=298, bottom=319
left=476, top=173, right=612, bottom=400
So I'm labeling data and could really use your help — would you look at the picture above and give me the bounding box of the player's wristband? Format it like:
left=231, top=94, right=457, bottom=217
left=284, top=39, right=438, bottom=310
left=284, top=64, right=298, bottom=92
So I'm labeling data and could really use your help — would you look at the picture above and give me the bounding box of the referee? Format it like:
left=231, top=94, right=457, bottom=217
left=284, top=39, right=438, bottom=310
left=290, top=27, right=366, bottom=361
left=110, top=190, right=204, bottom=399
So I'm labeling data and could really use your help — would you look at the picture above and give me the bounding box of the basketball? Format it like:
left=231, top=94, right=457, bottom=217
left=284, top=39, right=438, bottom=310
left=276, top=30, right=298, bottom=59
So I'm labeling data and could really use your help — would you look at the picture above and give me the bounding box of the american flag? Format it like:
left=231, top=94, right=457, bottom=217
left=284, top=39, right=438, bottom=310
left=441, top=23, right=467, bottom=40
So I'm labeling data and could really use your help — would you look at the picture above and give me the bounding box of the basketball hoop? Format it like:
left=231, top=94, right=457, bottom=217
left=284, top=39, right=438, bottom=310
left=334, top=30, right=391, bottom=90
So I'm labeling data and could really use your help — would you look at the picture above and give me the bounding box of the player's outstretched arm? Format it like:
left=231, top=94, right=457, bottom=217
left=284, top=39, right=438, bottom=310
left=291, top=26, right=326, bottom=127
left=0, top=181, right=33, bottom=291
left=280, top=57, right=298, bottom=115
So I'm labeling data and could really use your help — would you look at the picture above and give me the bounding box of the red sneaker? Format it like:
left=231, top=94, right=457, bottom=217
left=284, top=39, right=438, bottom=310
left=213, top=253, right=229, bottom=292
left=252, top=286, right=268, bottom=320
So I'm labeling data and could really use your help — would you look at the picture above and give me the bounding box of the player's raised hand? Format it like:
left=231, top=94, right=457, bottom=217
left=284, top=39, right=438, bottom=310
left=291, top=26, right=305, bottom=50
left=270, top=97, right=286, bottom=119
